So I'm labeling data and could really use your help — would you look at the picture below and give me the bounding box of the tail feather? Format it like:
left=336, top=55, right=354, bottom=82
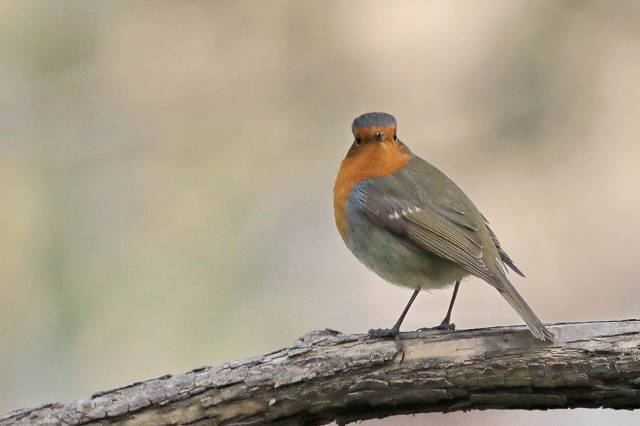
left=496, top=279, right=554, bottom=341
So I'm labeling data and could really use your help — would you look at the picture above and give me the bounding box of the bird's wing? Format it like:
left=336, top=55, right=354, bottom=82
left=360, top=181, right=496, bottom=283
left=481, top=213, right=525, bottom=277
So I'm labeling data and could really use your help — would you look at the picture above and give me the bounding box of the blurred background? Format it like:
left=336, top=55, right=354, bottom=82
left=1, top=1, right=639, bottom=424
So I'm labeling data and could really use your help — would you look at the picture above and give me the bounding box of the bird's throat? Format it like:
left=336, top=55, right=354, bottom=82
left=333, top=141, right=411, bottom=239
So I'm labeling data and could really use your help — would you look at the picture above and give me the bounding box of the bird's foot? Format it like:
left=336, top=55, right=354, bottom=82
left=435, top=320, right=456, bottom=331
left=418, top=321, right=456, bottom=333
left=367, top=327, right=405, bottom=362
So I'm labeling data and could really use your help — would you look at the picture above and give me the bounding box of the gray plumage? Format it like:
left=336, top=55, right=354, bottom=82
left=352, top=112, right=397, bottom=133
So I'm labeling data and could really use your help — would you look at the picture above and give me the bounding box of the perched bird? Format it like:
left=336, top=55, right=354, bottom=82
left=333, top=112, right=553, bottom=343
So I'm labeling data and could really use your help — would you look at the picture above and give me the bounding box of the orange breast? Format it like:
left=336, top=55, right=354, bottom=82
left=333, top=140, right=411, bottom=240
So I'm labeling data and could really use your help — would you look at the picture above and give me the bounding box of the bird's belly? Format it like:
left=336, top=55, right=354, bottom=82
left=346, top=220, right=468, bottom=290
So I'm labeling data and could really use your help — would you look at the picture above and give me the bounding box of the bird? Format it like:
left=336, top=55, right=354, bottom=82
left=333, top=112, right=553, bottom=345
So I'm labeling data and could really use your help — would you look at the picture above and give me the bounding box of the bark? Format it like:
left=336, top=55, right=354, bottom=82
left=2, top=320, right=640, bottom=425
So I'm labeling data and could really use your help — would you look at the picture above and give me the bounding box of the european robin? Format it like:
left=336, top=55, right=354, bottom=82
left=333, top=112, right=553, bottom=344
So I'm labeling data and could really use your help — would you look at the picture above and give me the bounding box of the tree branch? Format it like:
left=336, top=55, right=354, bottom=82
left=2, top=320, right=640, bottom=425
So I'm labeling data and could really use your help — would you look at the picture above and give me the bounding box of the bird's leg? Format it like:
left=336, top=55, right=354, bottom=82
left=437, top=280, right=460, bottom=330
left=419, top=280, right=460, bottom=332
left=368, top=288, right=420, bottom=338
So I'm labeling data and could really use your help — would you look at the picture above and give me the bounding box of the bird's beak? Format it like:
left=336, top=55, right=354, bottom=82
left=375, top=131, right=384, bottom=141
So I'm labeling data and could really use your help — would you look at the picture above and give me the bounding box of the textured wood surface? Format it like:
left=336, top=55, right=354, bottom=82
left=2, top=320, right=640, bottom=425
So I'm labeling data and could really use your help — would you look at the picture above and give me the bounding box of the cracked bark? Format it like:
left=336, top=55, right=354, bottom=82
left=2, top=319, right=640, bottom=425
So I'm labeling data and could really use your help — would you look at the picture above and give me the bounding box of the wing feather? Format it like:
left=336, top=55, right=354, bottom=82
left=484, top=218, right=525, bottom=277
left=363, top=195, right=496, bottom=282
left=404, top=210, right=492, bottom=281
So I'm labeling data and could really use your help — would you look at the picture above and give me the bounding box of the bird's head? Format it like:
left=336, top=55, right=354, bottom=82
left=346, top=112, right=409, bottom=159
left=351, top=111, right=397, bottom=144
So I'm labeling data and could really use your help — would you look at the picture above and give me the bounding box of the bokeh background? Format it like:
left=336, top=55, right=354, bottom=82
left=2, top=1, right=640, bottom=424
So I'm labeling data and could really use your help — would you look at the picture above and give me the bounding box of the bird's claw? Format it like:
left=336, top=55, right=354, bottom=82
left=417, top=322, right=456, bottom=333
left=368, top=327, right=405, bottom=362
left=435, top=321, right=456, bottom=331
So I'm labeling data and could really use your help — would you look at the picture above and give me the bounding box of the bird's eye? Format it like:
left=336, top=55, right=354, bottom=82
left=354, top=136, right=362, bottom=146
left=393, top=132, right=397, bottom=141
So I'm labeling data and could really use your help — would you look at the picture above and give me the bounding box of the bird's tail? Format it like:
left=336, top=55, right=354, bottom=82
left=495, top=278, right=554, bottom=341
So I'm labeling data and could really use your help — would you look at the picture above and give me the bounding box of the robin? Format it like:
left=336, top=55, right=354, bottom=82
left=333, top=112, right=553, bottom=344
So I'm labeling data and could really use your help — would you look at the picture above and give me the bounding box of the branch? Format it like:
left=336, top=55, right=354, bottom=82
left=2, top=320, right=640, bottom=425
